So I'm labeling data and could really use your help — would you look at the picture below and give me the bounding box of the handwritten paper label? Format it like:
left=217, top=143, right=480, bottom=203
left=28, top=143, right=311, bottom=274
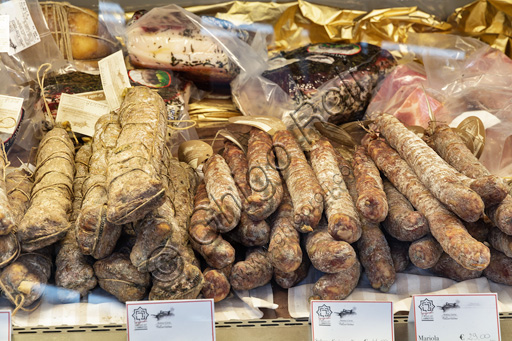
left=56, top=93, right=110, bottom=136
left=98, top=50, right=131, bottom=111
left=0, top=0, right=40, bottom=55
left=126, top=299, right=215, bottom=341
left=311, top=300, right=394, bottom=341
left=410, top=294, right=500, bottom=341
left=0, top=95, right=23, bottom=135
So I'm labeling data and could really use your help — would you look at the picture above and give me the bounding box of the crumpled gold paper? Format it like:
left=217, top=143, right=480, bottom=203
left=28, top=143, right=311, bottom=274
left=449, top=0, right=512, bottom=57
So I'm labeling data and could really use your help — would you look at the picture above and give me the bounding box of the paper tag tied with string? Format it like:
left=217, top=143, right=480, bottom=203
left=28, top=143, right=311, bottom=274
left=0, top=15, right=9, bottom=53
left=56, top=93, right=110, bottom=137
left=0, top=95, right=23, bottom=136
left=0, top=0, right=40, bottom=55
left=98, top=50, right=131, bottom=111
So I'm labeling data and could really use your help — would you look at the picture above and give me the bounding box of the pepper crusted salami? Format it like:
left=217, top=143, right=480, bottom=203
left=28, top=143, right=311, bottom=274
left=107, top=87, right=167, bottom=225
left=365, top=136, right=490, bottom=271
left=487, top=227, right=512, bottom=258
left=201, top=268, right=231, bottom=302
left=77, top=114, right=123, bottom=259
left=311, top=259, right=361, bottom=300
left=336, top=152, right=396, bottom=292
left=273, top=130, right=324, bottom=232
left=374, top=114, right=484, bottom=223
left=382, top=179, right=429, bottom=242
left=268, top=188, right=302, bottom=273
left=246, top=128, right=284, bottom=220
left=431, top=253, right=482, bottom=282
left=18, top=128, right=75, bottom=251
left=427, top=123, right=508, bottom=205
left=483, top=247, right=512, bottom=285
left=230, top=247, right=273, bottom=291
left=352, top=145, right=388, bottom=223
left=486, top=195, right=512, bottom=235
left=309, top=139, right=361, bottom=243
left=0, top=142, right=15, bottom=235
left=273, top=256, right=310, bottom=289
left=306, top=221, right=357, bottom=274
left=94, top=252, right=150, bottom=302
left=408, top=235, right=444, bottom=269
left=204, top=154, right=242, bottom=232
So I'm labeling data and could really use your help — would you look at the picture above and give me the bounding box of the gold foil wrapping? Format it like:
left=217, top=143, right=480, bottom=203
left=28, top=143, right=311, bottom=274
left=184, top=0, right=512, bottom=58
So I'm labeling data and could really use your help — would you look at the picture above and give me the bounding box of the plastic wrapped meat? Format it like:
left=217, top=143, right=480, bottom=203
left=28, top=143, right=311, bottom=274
left=126, top=8, right=240, bottom=84
left=263, top=42, right=396, bottom=125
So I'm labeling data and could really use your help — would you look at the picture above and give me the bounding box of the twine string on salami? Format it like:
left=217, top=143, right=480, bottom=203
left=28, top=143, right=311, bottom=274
left=37, top=63, right=55, bottom=125
left=167, top=119, right=197, bottom=131
left=0, top=276, right=42, bottom=316
left=0, top=142, right=10, bottom=183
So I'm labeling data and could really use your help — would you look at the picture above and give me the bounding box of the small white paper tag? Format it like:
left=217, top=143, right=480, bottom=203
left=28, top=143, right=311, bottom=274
left=0, top=94, right=23, bottom=135
left=98, top=50, right=131, bottom=111
left=56, top=93, right=110, bottom=136
left=410, top=294, right=500, bottom=341
left=0, top=0, right=40, bottom=55
left=0, top=310, right=12, bottom=341
left=311, top=300, right=394, bottom=341
left=0, top=15, right=9, bottom=53
left=73, top=90, right=108, bottom=104
left=126, top=299, right=216, bottom=341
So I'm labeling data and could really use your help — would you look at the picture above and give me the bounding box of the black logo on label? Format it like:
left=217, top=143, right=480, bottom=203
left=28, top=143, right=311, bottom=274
left=316, top=304, right=333, bottom=326
left=132, top=307, right=149, bottom=331
left=335, top=308, right=356, bottom=319
left=152, top=307, right=175, bottom=321
left=418, top=298, right=436, bottom=322
left=439, top=301, right=459, bottom=312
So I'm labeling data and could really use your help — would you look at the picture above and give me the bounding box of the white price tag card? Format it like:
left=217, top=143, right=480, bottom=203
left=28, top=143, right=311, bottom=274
left=0, top=310, right=12, bottom=341
left=98, top=50, right=131, bottom=111
left=0, top=95, right=23, bottom=135
left=126, top=299, right=215, bottom=341
left=56, top=93, right=110, bottom=136
left=0, top=0, right=40, bottom=55
left=311, top=300, right=394, bottom=341
left=0, top=15, right=9, bottom=53
left=411, top=294, right=500, bottom=341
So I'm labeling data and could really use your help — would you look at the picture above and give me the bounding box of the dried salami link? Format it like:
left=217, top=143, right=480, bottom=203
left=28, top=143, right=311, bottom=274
left=306, top=220, right=357, bottom=274
left=273, top=130, right=324, bottom=233
left=273, top=256, right=310, bottom=289
left=6, top=169, right=34, bottom=228
left=18, top=128, right=75, bottom=251
left=487, top=227, right=512, bottom=258
left=365, top=136, right=490, bottom=271
left=77, top=114, right=122, bottom=259
left=486, top=195, right=512, bottom=235
left=268, top=188, right=302, bottom=273
left=311, top=260, right=360, bottom=300
left=382, top=179, right=429, bottom=242
left=431, top=253, right=482, bottom=282
left=201, top=268, right=231, bottom=302
left=230, top=247, right=273, bottom=291
left=386, top=236, right=410, bottom=273
left=0, top=142, right=14, bottom=234
left=352, top=145, right=388, bottom=223
left=107, top=87, right=167, bottom=225
left=190, top=236, right=235, bottom=270
left=149, top=262, right=204, bottom=300
left=483, top=247, right=512, bottom=285
left=408, top=235, right=443, bottom=269
left=189, top=182, right=218, bottom=245
left=246, top=128, right=284, bottom=220
left=69, top=143, right=92, bottom=222
left=310, top=139, right=361, bottom=243
left=226, top=213, right=270, bottom=247
left=94, top=252, right=151, bottom=302
left=464, top=219, right=491, bottom=242
left=336, top=151, right=395, bottom=292
left=374, top=114, right=484, bottom=222
left=204, top=154, right=242, bottom=232
left=223, top=141, right=251, bottom=204
left=461, top=175, right=508, bottom=207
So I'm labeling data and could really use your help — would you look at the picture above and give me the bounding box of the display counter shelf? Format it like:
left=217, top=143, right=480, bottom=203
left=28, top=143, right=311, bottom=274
left=9, top=314, right=512, bottom=340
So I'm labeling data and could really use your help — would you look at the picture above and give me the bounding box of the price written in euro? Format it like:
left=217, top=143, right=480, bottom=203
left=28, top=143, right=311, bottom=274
left=459, top=333, right=494, bottom=340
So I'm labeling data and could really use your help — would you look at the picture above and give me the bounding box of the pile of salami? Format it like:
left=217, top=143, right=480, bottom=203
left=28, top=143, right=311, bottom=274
left=1, top=85, right=511, bottom=312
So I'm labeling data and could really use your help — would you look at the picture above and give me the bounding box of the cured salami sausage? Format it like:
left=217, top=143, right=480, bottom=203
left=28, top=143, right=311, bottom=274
left=431, top=253, right=482, bottom=282
left=201, top=268, right=231, bottom=302
left=230, top=247, right=273, bottom=291
left=311, top=260, right=360, bottom=300
left=408, top=235, right=443, bottom=269
left=483, top=247, right=512, bottom=285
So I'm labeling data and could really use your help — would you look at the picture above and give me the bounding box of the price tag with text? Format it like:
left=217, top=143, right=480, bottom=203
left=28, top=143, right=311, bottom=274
left=0, top=310, right=11, bottom=341
left=98, top=50, right=131, bottom=111
left=0, top=95, right=23, bottom=135
left=126, top=299, right=215, bottom=341
left=410, top=294, right=500, bottom=341
left=56, top=93, right=110, bottom=137
left=311, top=300, right=394, bottom=341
